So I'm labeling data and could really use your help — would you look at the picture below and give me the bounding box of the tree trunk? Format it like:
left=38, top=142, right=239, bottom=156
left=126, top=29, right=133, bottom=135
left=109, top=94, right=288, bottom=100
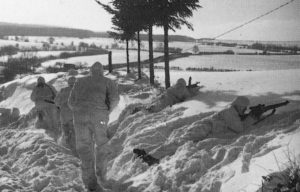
left=108, top=51, right=112, bottom=73
left=164, top=22, right=170, bottom=88
left=148, top=25, right=154, bottom=85
left=126, top=39, right=130, bottom=73
left=137, top=31, right=141, bottom=79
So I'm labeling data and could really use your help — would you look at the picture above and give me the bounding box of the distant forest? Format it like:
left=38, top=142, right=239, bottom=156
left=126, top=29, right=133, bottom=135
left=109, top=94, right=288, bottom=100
left=0, top=22, right=195, bottom=42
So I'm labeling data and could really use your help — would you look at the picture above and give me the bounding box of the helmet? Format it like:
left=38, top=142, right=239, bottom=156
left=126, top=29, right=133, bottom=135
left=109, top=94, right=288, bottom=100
left=37, top=76, right=45, bottom=84
left=176, top=78, right=187, bottom=87
left=90, top=62, right=103, bottom=76
left=67, top=76, right=76, bottom=87
left=231, top=96, right=250, bottom=107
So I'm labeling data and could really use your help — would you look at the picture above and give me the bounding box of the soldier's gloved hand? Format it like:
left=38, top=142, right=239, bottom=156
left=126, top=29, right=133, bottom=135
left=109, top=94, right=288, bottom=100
left=250, top=107, right=264, bottom=121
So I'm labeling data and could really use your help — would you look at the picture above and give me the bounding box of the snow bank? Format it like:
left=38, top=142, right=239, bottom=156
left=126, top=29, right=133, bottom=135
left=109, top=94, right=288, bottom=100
left=104, top=95, right=300, bottom=192
left=0, top=125, right=84, bottom=192
left=0, top=73, right=64, bottom=115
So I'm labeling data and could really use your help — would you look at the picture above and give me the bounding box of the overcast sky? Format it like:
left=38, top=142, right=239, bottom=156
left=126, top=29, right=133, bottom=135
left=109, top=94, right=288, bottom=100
left=0, top=0, right=299, bottom=41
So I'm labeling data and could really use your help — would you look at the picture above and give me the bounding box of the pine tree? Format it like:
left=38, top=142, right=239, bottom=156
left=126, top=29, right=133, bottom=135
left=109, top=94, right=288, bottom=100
left=95, top=0, right=136, bottom=74
left=155, top=0, right=201, bottom=88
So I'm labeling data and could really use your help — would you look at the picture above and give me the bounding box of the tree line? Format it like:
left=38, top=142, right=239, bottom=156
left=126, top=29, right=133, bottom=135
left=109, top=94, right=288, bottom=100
left=249, top=42, right=299, bottom=54
left=95, top=0, right=201, bottom=88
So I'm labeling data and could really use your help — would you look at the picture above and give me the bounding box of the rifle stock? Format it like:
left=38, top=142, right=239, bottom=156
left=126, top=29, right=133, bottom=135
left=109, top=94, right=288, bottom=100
left=187, top=76, right=200, bottom=89
left=187, top=82, right=200, bottom=89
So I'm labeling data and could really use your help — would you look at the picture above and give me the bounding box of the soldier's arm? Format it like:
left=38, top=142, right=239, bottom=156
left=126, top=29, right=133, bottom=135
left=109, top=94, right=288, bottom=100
left=30, top=88, right=37, bottom=102
left=107, top=80, right=120, bottom=112
left=183, top=88, right=192, bottom=100
left=54, top=89, right=63, bottom=107
left=47, top=84, right=58, bottom=99
left=221, top=109, right=244, bottom=133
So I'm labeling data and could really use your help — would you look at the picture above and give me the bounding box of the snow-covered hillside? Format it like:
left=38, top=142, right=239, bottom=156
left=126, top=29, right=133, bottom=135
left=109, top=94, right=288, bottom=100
left=0, top=63, right=299, bottom=192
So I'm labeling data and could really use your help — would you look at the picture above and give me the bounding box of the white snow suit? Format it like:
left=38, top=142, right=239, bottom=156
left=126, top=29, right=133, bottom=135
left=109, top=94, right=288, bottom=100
left=149, top=78, right=191, bottom=112
left=152, top=96, right=253, bottom=159
left=55, top=77, right=77, bottom=156
left=68, top=62, right=119, bottom=191
left=30, top=77, right=60, bottom=140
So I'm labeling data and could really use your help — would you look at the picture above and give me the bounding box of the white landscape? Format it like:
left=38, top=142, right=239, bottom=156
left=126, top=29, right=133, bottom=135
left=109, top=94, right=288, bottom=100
left=1, top=51, right=300, bottom=191
left=1, top=0, right=300, bottom=191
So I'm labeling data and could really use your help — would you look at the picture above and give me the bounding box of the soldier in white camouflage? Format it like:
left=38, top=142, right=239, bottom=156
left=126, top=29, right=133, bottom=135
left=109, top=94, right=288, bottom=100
left=68, top=62, right=119, bottom=192
left=30, top=76, right=60, bottom=140
left=55, top=76, right=77, bottom=156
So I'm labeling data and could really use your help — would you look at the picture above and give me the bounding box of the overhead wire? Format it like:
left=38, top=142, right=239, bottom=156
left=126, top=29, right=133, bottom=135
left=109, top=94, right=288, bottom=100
left=212, top=0, right=296, bottom=40
left=183, top=0, right=297, bottom=52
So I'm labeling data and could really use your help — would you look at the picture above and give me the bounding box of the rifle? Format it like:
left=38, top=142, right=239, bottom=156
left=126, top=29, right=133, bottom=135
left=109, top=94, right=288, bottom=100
left=44, top=99, right=60, bottom=110
left=186, top=76, right=200, bottom=89
left=240, top=100, right=289, bottom=123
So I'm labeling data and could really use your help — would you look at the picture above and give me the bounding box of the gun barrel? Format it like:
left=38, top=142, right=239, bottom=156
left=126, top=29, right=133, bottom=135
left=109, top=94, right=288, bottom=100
left=262, top=100, right=289, bottom=112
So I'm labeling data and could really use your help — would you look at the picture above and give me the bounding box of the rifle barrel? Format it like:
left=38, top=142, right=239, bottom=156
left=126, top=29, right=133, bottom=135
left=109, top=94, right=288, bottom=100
left=262, top=100, right=289, bottom=112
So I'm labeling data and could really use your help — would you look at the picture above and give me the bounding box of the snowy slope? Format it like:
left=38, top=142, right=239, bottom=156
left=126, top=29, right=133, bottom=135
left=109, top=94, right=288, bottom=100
left=0, top=65, right=300, bottom=192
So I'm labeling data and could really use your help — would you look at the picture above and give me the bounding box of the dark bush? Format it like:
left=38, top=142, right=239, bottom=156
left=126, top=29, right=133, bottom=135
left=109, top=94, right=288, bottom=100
left=59, top=48, right=108, bottom=59
left=0, top=46, right=19, bottom=56
left=186, top=66, right=240, bottom=72
left=2, top=68, right=16, bottom=82
left=224, top=50, right=235, bottom=54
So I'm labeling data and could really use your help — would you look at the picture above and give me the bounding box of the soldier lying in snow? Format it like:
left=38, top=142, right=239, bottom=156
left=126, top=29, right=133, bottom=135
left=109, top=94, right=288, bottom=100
left=146, top=96, right=286, bottom=160
left=147, top=78, right=202, bottom=113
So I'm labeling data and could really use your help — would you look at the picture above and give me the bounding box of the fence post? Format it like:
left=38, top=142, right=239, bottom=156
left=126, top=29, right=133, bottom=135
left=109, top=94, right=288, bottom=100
left=108, top=51, right=112, bottom=73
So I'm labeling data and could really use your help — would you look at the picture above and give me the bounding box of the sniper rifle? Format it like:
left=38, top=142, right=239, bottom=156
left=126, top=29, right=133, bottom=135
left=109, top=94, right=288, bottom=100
left=240, top=100, right=289, bottom=124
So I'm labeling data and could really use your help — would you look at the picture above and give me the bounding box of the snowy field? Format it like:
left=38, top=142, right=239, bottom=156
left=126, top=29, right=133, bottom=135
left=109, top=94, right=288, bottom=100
left=25, top=36, right=117, bottom=48
left=0, top=39, right=43, bottom=49
left=40, top=49, right=164, bottom=69
left=0, top=51, right=75, bottom=62
left=170, top=41, right=261, bottom=54
left=3, top=36, right=268, bottom=54
left=1, top=53, right=300, bottom=192
left=156, top=55, right=300, bottom=71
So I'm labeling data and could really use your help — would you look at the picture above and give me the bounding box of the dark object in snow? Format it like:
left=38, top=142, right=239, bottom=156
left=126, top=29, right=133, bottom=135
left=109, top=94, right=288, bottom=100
left=44, top=99, right=55, bottom=104
left=133, top=148, right=159, bottom=166
left=240, top=100, right=290, bottom=124
left=186, top=76, right=200, bottom=89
